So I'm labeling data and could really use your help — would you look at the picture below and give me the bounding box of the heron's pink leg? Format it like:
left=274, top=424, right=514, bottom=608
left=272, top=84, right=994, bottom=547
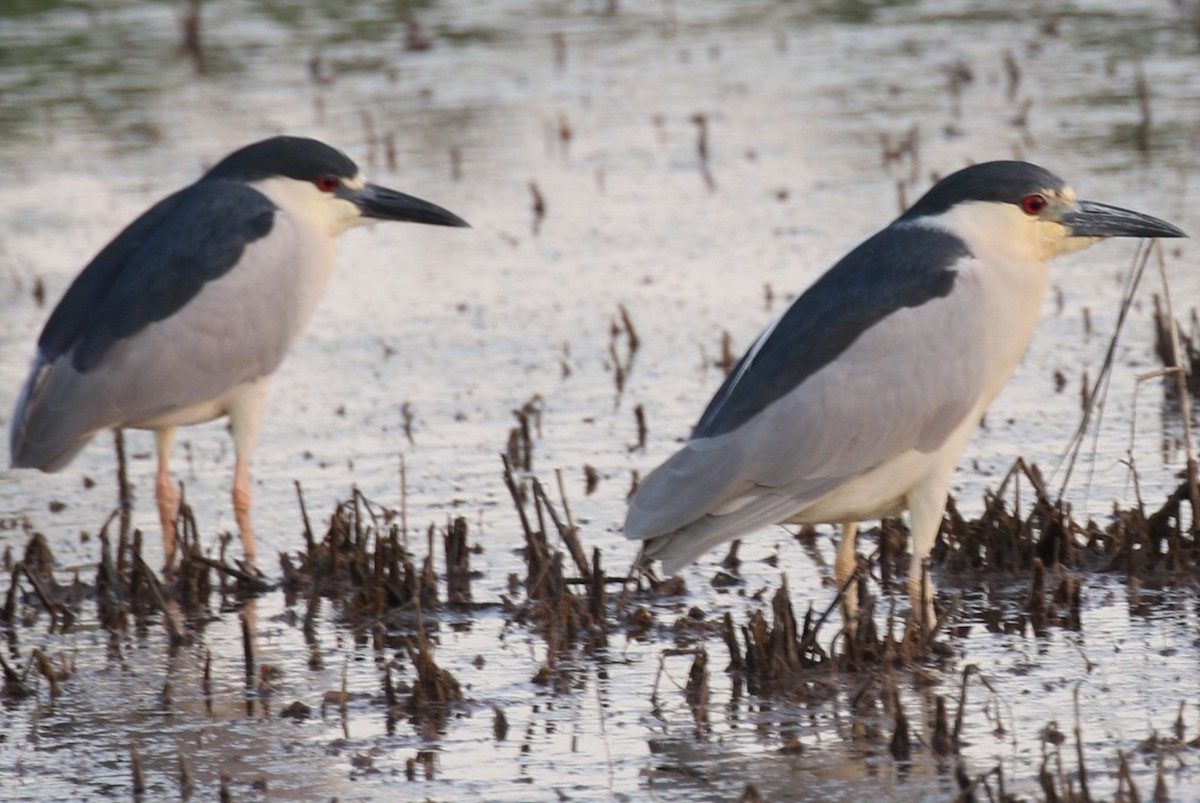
left=228, top=379, right=270, bottom=569
left=155, top=428, right=179, bottom=571
left=232, top=455, right=256, bottom=567
left=907, top=480, right=948, bottom=632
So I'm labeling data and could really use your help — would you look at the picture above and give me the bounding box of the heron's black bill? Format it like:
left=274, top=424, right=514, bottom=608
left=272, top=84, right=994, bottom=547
left=1063, top=200, right=1185, bottom=239
left=352, top=184, right=470, bottom=228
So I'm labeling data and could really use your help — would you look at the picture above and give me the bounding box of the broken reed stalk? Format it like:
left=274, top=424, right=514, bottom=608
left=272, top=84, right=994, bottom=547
left=132, top=553, right=184, bottom=646
left=501, top=454, right=535, bottom=543
left=202, top=651, right=213, bottom=718
left=721, top=612, right=743, bottom=670
left=554, top=468, right=577, bottom=535
left=114, top=428, right=132, bottom=544
left=890, top=690, right=911, bottom=761
left=443, top=516, right=471, bottom=605
left=952, top=665, right=991, bottom=748
left=732, top=575, right=836, bottom=684
left=933, top=695, right=953, bottom=756
left=952, top=765, right=1002, bottom=803
left=529, top=180, right=546, bottom=235
left=631, top=404, right=647, bottom=451
left=1153, top=241, right=1200, bottom=531
left=130, top=745, right=145, bottom=796
left=1073, top=685, right=1090, bottom=801
left=1116, top=750, right=1141, bottom=801
left=492, top=705, right=509, bottom=740
left=588, top=548, right=608, bottom=632
left=618, top=303, right=640, bottom=353
left=115, top=518, right=130, bottom=585
left=0, top=652, right=30, bottom=698
left=1026, top=558, right=1048, bottom=628
left=400, top=454, right=409, bottom=548
left=180, top=0, right=204, bottom=75
left=178, top=752, right=194, bottom=799
left=406, top=598, right=463, bottom=714
left=16, top=562, right=68, bottom=633
left=609, top=341, right=626, bottom=396
left=96, top=526, right=127, bottom=632
left=505, top=497, right=556, bottom=606
left=650, top=647, right=704, bottom=706
left=339, top=658, right=350, bottom=737
left=0, top=570, right=16, bottom=624
left=534, top=479, right=591, bottom=581
left=241, top=608, right=256, bottom=685
left=31, top=649, right=62, bottom=697
left=422, top=524, right=439, bottom=610
left=685, top=648, right=710, bottom=733
left=351, top=487, right=365, bottom=550
left=797, top=564, right=860, bottom=660
left=384, top=664, right=398, bottom=708
left=295, top=480, right=315, bottom=554
left=1134, top=59, right=1151, bottom=155
left=190, top=553, right=270, bottom=591
left=128, top=529, right=147, bottom=609
left=173, top=492, right=204, bottom=581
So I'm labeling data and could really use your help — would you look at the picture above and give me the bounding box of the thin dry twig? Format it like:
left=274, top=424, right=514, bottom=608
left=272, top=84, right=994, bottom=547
left=1153, top=241, right=1200, bottom=529
left=1055, top=240, right=1154, bottom=501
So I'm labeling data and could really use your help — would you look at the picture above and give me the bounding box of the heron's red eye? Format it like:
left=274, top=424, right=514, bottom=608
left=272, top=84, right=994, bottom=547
left=1021, top=193, right=1047, bottom=216
left=315, top=175, right=339, bottom=193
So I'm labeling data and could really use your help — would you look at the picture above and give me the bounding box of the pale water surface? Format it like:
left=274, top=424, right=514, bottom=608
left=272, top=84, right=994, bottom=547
left=1, top=1, right=1199, bottom=800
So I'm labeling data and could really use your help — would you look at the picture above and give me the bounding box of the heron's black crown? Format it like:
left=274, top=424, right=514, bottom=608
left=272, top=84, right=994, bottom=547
left=203, top=136, right=359, bottom=185
left=900, top=161, right=1066, bottom=221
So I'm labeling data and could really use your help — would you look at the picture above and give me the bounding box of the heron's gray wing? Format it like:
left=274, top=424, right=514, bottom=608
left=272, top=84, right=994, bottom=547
left=11, top=180, right=281, bottom=470
left=693, top=225, right=967, bottom=438
left=40, top=181, right=277, bottom=371
left=627, top=225, right=990, bottom=570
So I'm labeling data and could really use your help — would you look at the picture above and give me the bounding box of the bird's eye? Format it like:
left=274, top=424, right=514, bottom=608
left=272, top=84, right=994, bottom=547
left=315, top=175, right=340, bottom=193
left=1021, top=193, right=1048, bottom=216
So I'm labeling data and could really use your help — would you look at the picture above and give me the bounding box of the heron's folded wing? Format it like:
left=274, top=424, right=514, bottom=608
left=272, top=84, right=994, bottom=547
left=626, top=228, right=991, bottom=568
left=11, top=182, right=282, bottom=470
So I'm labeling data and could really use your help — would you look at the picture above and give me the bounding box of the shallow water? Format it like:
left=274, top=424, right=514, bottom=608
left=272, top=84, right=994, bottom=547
left=1, top=0, right=1200, bottom=800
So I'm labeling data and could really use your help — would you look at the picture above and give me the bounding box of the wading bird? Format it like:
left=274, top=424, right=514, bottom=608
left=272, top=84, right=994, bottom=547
left=625, top=161, right=1184, bottom=628
left=10, top=136, right=469, bottom=571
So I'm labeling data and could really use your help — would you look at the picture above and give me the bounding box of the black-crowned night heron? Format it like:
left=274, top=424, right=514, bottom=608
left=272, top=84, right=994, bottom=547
left=10, top=135, right=469, bottom=570
left=625, top=161, right=1185, bottom=629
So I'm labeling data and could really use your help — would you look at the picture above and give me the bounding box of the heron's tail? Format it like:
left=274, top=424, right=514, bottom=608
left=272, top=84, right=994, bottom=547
left=10, top=356, right=95, bottom=472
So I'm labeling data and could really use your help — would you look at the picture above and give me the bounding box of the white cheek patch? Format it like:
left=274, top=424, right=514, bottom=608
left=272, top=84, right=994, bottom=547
left=1059, top=234, right=1101, bottom=255
left=333, top=197, right=363, bottom=225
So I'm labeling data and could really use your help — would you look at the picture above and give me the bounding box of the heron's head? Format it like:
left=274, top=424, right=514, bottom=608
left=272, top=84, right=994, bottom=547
left=205, top=135, right=469, bottom=236
left=899, top=161, right=1185, bottom=263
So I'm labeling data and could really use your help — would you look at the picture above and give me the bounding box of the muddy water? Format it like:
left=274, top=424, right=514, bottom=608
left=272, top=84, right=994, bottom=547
left=1, top=1, right=1199, bottom=800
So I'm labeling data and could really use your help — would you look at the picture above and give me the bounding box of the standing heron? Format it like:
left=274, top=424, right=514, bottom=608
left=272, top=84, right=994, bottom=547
left=10, top=136, right=469, bottom=570
left=625, top=161, right=1184, bottom=628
